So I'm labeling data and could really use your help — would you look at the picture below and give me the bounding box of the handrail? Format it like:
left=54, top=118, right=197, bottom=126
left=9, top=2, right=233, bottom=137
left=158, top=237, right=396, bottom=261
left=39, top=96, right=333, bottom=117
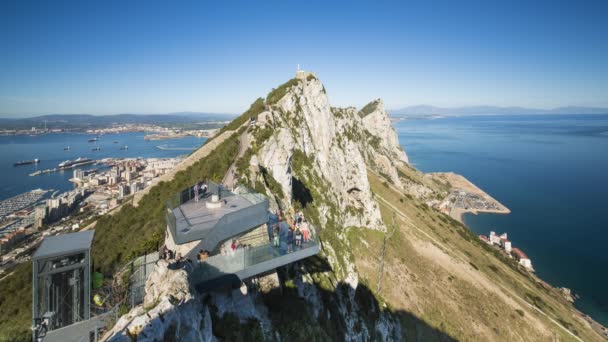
left=192, top=225, right=319, bottom=284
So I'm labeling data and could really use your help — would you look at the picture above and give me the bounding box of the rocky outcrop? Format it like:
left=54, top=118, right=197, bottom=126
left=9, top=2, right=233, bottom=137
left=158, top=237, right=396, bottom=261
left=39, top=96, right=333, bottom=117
left=103, top=260, right=209, bottom=342
left=359, top=98, right=408, bottom=164
left=251, top=75, right=407, bottom=230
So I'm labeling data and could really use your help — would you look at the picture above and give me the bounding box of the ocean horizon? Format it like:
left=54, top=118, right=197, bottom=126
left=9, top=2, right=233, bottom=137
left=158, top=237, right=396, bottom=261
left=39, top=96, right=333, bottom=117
left=396, top=114, right=608, bottom=326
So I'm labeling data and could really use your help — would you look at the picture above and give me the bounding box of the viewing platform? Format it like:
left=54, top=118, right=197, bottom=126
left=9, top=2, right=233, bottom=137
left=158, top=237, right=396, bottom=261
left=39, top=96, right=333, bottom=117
left=164, top=181, right=320, bottom=291
left=191, top=213, right=320, bottom=290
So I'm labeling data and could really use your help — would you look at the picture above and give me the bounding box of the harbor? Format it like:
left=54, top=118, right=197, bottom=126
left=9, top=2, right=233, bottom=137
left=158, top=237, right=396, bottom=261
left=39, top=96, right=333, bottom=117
left=0, top=189, right=51, bottom=219
left=0, top=131, right=206, bottom=203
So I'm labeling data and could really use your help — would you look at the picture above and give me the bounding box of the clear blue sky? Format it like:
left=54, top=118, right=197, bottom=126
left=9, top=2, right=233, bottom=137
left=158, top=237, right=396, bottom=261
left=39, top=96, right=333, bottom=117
left=1, top=0, right=607, bottom=117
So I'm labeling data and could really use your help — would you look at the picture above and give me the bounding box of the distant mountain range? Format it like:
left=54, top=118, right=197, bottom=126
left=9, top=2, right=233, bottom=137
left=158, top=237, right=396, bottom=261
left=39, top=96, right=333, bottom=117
left=389, top=105, right=608, bottom=117
left=0, top=112, right=235, bottom=130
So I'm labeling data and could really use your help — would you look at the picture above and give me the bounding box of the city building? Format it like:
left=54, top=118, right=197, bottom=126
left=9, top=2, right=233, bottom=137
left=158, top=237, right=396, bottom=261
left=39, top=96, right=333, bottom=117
left=0, top=227, right=26, bottom=254
left=36, top=189, right=87, bottom=226
left=489, top=231, right=501, bottom=245
left=511, top=247, right=533, bottom=270
left=118, top=184, right=130, bottom=198
left=73, top=169, right=85, bottom=180
left=35, top=205, right=48, bottom=229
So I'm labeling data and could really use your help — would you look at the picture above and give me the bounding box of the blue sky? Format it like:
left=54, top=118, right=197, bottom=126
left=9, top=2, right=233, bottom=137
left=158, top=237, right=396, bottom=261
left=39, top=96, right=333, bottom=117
left=1, top=0, right=607, bottom=117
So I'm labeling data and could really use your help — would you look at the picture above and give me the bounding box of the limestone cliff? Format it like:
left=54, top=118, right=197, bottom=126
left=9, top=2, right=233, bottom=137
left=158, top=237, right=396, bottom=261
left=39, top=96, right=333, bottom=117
left=251, top=74, right=409, bottom=230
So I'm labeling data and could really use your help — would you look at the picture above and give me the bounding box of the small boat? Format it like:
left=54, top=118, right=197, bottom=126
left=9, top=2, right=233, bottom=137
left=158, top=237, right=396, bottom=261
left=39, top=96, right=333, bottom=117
left=92, top=146, right=101, bottom=151
left=120, top=145, right=128, bottom=150
left=113, top=141, right=119, bottom=143
left=64, top=146, right=71, bottom=150
left=88, top=138, right=98, bottom=143
left=14, top=158, right=40, bottom=167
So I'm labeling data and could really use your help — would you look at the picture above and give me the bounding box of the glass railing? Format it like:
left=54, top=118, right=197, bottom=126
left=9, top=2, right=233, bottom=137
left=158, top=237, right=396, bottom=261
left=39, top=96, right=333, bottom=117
left=192, top=224, right=319, bottom=284
left=166, top=181, right=234, bottom=211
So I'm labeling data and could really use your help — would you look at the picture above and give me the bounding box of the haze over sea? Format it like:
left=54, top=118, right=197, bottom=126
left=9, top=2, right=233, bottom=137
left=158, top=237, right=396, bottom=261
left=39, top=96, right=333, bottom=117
left=395, top=114, right=608, bottom=326
left=0, top=132, right=206, bottom=201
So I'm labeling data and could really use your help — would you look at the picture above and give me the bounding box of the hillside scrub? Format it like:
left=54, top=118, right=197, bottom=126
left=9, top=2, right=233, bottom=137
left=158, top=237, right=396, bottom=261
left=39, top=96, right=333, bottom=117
left=363, top=171, right=597, bottom=341
left=266, top=78, right=300, bottom=105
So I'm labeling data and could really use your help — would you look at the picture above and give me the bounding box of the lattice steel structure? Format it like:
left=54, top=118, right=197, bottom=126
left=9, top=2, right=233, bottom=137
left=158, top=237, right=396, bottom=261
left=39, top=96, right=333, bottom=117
left=32, top=231, right=94, bottom=341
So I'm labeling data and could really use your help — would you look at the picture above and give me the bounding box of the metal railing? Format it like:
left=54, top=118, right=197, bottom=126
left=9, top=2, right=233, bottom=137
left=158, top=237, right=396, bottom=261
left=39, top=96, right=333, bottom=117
left=128, top=251, right=160, bottom=308
left=166, top=181, right=234, bottom=211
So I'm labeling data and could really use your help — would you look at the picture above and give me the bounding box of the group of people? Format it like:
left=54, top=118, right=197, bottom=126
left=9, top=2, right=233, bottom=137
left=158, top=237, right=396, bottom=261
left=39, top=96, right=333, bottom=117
left=271, top=209, right=313, bottom=253
left=192, top=181, right=209, bottom=202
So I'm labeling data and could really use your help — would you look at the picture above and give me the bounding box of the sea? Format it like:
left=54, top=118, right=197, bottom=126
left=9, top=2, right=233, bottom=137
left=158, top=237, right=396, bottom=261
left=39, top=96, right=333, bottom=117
left=395, top=114, right=608, bottom=326
left=0, top=132, right=207, bottom=201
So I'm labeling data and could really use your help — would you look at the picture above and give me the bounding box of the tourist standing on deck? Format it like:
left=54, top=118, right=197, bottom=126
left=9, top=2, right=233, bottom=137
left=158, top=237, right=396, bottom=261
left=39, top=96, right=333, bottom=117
left=301, top=220, right=310, bottom=242
left=201, top=181, right=208, bottom=198
left=287, top=228, right=294, bottom=253
left=295, top=228, right=303, bottom=248
left=193, top=183, right=200, bottom=202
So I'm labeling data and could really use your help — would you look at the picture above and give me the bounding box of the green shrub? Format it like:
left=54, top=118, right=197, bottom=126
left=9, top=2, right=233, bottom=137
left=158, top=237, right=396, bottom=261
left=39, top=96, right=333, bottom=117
left=266, top=78, right=300, bottom=105
left=358, top=101, right=378, bottom=117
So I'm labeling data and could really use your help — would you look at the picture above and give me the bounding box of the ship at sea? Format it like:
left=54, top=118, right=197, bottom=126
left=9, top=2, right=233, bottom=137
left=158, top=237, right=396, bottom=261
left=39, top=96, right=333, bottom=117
left=63, top=146, right=71, bottom=150
left=120, top=145, right=128, bottom=150
left=88, top=137, right=98, bottom=142
left=92, top=146, right=101, bottom=151
left=58, top=157, right=94, bottom=170
left=14, top=158, right=40, bottom=167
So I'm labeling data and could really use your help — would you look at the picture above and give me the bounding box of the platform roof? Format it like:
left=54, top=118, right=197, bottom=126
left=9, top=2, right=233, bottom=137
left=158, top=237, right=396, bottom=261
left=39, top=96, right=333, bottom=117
left=33, top=230, right=95, bottom=260
left=167, top=185, right=268, bottom=246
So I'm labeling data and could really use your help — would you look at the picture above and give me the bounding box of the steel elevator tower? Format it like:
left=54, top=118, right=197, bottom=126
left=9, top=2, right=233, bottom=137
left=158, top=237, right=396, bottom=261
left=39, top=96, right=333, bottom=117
left=32, top=231, right=94, bottom=342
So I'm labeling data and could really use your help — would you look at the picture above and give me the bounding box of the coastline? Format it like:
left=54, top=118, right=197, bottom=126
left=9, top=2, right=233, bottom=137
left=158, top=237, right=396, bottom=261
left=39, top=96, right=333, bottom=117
left=436, top=173, right=608, bottom=337
left=430, top=172, right=511, bottom=224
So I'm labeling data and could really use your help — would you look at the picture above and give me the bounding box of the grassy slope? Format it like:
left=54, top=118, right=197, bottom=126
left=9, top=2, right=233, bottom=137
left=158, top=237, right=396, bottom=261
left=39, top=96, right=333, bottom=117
left=345, top=170, right=602, bottom=341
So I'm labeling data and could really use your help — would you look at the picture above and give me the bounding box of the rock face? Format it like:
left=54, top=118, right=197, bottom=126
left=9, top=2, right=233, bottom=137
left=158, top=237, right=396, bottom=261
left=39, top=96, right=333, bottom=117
left=254, top=75, right=408, bottom=230
left=103, top=260, right=210, bottom=342
left=360, top=98, right=408, bottom=164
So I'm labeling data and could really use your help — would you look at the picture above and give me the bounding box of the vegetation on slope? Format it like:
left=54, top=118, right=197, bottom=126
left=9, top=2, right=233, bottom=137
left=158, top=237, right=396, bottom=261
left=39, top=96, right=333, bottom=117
left=266, top=78, right=300, bottom=105
left=0, top=263, right=32, bottom=342
left=358, top=100, right=378, bottom=117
